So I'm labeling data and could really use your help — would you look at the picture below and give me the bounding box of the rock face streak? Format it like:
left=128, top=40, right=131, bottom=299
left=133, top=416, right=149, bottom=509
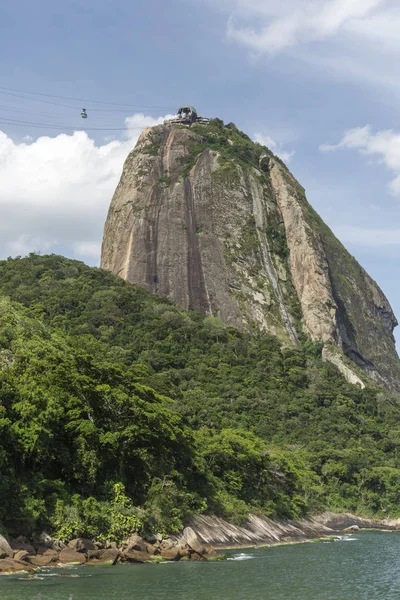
left=101, top=123, right=400, bottom=390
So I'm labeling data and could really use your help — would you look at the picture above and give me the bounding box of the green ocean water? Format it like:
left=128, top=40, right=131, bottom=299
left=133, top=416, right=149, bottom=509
left=1, top=531, right=400, bottom=600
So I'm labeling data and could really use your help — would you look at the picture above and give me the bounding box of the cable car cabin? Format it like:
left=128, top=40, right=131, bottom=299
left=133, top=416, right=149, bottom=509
left=81, top=108, right=88, bottom=119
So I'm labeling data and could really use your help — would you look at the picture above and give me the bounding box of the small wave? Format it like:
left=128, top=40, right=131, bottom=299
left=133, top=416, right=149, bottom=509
left=227, top=553, right=254, bottom=561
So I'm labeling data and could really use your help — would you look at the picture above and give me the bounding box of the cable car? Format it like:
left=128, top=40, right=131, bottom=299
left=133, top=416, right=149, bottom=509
left=81, top=108, right=88, bottom=119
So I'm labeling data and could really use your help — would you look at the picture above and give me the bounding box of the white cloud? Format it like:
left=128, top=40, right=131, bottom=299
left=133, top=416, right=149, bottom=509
left=125, top=113, right=174, bottom=138
left=8, top=234, right=56, bottom=256
left=207, top=0, right=400, bottom=95
left=334, top=225, right=400, bottom=246
left=253, top=132, right=294, bottom=163
left=0, top=113, right=170, bottom=264
left=73, top=242, right=102, bottom=260
left=226, top=0, right=384, bottom=53
left=320, top=125, right=400, bottom=195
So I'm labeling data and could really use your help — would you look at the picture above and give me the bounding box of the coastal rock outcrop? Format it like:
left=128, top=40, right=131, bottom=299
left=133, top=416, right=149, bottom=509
left=0, top=532, right=222, bottom=572
left=0, top=558, right=36, bottom=574
left=181, top=514, right=333, bottom=548
left=182, top=527, right=205, bottom=555
left=101, top=120, right=400, bottom=390
left=312, top=512, right=400, bottom=531
left=0, top=535, right=12, bottom=559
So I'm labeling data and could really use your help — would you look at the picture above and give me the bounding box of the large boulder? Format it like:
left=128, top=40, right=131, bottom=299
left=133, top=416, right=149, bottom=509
left=52, top=539, right=67, bottom=552
left=29, top=554, right=54, bottom=567
left=160, top=538, right=174, bottom=551
left=121, top=550, right=152, bottom=563
left=11, top=542, right=35, bottom=556
left=13, top=535, right=28, bottom=544
left=144, top=533, right=162, bottom=544
left=0, top=558, right=36, bottom=573
left=100, top=549, right=120, bottom=564
left=343, top=525, right=360, bottom=533
left=178, top=546, right=190, bottom=558
left=38, top=532, right=54, bottom=548
left=68, top=538, right=95, bottom=552
left=87, top=549, right=102, bottom=560
left=125, top=535, right=148, bottom=553
left=189, top=552, right=204, bottom=561
left=43, top=548, right=59, bottom=561
left=0, top=535, right=13, bottom=559
left=35, top=545, right=50, bottom=555
left=160, top=548, right=180, bottom=561
left=204, top=544, right=218, bottom=557
left=144, top=542, right=156, bottom=555
left=59, top=548, right=87, bottom=564
left=14, top=550, right=29, bottom=562
left=87, top=548, right=120, bottom=565
left=34, top=533, right=65, bottom=552
left=105, top=541, right=118, bottom=550
left=182, top=527, right=205, bottom=555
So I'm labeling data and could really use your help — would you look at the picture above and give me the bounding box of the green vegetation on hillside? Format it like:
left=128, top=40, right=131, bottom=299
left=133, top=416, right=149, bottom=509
left=0, top=254, right=400, bottom=541
left=179, top=118, right=274, bottom=179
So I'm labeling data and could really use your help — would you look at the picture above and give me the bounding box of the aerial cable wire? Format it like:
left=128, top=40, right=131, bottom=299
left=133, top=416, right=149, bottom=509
left=0, top=91, right=83, bottom=109
left=0, top=86, right=176, bottom=111
left=0, top=103, right=133, bottom=122
left=0, top=117, right=136, bottom=131
left=0, top=91, right=172, bottom=112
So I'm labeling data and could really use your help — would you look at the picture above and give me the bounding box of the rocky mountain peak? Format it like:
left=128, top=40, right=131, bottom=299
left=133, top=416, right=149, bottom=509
left=101, top=118, right=400, bottom=390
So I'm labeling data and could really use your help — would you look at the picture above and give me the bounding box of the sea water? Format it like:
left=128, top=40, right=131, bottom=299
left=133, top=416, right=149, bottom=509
left=1, top=530, right=399, bottom=600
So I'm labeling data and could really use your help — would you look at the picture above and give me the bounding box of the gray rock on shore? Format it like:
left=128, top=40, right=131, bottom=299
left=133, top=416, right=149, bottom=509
left=182, top=527, right=205, bottom=555
left=0, top=535, right=12, bottom=559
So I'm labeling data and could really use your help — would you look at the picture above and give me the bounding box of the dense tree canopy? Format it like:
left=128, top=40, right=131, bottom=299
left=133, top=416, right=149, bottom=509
left=0, top=254, right=400, bottom=540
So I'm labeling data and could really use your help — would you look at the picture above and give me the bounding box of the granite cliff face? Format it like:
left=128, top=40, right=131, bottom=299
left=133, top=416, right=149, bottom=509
left=101, top=119, right=400, bottom=390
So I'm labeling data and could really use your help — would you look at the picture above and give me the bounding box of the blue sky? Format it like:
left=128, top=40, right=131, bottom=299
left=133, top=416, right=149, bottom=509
left=1, top=0, right=400, bottom=337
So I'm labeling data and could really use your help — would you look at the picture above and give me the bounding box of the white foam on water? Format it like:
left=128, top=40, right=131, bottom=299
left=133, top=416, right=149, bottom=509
left=227, top=553, right=254, bottom=561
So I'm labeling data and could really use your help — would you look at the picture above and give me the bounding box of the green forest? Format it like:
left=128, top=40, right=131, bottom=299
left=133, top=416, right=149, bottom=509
left=1, top=254, right=400, bottom=542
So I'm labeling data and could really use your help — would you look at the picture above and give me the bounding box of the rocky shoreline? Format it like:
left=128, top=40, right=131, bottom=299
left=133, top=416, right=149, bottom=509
left=2, top=511, right=399, bottom=575
left=184, top=514, right=332, bottom=548
left=195, top=512, right=400, bottom=549
left=197, top=511, right=400, bottom=549
left=0, top=527, right=222, bottom=575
